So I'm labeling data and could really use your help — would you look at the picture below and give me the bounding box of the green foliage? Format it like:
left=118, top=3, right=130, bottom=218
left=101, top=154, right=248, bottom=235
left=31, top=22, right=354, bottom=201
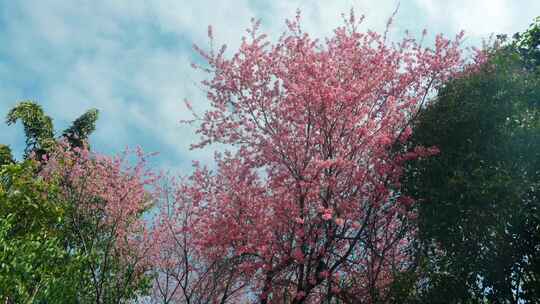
left=6, top=102, right=55, bottom=159
left=0, top=159, right=151, bottom=303
left=0, top=145, right=13, bottom=166
left=0, top=161, right=80, bottom=303
left=403, top=34, right=540, bottom=303
left=514, top=16, right=540, bottom=69
left=5, top=101, right=99, bottom=159
left=1, top=102, right=151, bottom=302
left=62, top=192, right=153, bottom=303
left=62, top=108, right=99, bottom=149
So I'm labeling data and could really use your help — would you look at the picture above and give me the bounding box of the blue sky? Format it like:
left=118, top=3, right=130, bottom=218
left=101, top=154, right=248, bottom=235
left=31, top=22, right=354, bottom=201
left=1, top=0, right=539, bottom=174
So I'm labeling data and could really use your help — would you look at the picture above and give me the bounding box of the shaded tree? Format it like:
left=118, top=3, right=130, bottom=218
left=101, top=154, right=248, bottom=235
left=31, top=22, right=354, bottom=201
left=0, top=144, right=13, bottom=166
left=62, top=108, right=99, bottom=149
left=514, top=16, right=540, bottom=70
left=402, top=23, right=540, bottom=303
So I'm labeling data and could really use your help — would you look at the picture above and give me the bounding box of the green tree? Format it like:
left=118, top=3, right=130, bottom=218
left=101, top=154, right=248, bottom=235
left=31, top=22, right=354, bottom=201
left=61, top=108, right=99, bottom=149
left=6, top=102, right=55, bottom=159
left=403, top=26, right=540, bottom=303
left=514, top=16, right=540, bottom=70
left=0, top=100, right=100, bottom=302
left=5, top=101, right=99, bottom=160
left=0, top=160, right=83, bottom=303
left=1, top=101, right=153, bottom=303
left=0, top=144, right=14, bottom=166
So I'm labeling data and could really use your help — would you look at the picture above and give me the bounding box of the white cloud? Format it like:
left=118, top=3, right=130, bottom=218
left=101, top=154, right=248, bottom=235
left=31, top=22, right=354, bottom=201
left=415, top=0, right=540, bottom=39
left=1, top=0, right=538, bottom=172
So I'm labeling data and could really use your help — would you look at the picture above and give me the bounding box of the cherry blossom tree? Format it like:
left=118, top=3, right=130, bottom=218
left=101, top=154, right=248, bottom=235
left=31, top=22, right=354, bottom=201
left=41, top=143, right=158, bottom=303
left=148, top=176, right=249, bottom=304
left=169, top=10, right=480, bottom=304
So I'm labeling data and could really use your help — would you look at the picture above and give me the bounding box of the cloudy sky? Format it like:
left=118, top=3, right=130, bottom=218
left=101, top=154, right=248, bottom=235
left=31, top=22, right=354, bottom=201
left=1, top=0, right=539, bottom=173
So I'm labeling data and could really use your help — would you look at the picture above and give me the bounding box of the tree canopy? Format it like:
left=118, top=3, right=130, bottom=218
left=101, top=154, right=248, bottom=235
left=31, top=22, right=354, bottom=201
left=5, top=101, right=98, bottom=160
left=1, top=101, right=154, bottom=303
left=1, top=10, right=540, bottom=304
left=402, top=21, right=540, bottom=303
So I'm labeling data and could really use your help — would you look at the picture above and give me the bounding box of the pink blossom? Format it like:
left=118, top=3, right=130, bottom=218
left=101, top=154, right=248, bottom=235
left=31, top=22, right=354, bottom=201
left=294, top=217, right=305, bottom=224
left=322, top=213, right=333, bottom=221
left=174, top=8, right=477, bottom=303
